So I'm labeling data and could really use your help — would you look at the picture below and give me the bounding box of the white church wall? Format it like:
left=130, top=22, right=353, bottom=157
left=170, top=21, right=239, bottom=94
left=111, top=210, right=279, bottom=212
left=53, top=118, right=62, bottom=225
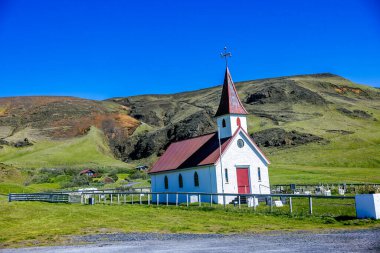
left=215, top=130, right=270, bottom=204
left=216, top=114, right=248, bottom=139
left=150, top=166, right=217, bottom=203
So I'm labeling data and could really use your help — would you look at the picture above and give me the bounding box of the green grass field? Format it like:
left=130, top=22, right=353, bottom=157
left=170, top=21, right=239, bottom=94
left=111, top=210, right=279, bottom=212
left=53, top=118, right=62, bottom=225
left=1, top=197, right=379, bottom=248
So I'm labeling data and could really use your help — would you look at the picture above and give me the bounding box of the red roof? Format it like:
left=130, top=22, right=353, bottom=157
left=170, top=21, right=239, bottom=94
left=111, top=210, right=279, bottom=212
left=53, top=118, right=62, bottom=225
left=149, top=132, right=232, bottom=174
left=150, top=128, right=270, bottom=174
left=215, top=67, right=248, bottom=117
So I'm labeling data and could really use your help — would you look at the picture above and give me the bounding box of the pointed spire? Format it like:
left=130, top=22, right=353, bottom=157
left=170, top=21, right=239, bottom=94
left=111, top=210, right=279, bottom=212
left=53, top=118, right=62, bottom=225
left=215, top=67, right=248, bottom=117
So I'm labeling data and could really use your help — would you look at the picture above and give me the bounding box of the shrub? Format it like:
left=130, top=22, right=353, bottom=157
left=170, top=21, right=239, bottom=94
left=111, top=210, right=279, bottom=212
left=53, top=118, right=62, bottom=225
left=107, top=169, right=119, bottom=181
left=129, top=170, right=148, bottom=180
left=357, top=185, right=380, bottom=194
left=60, top=175, right=91, bottom=188
left=30, top=173, right=51, bottom=184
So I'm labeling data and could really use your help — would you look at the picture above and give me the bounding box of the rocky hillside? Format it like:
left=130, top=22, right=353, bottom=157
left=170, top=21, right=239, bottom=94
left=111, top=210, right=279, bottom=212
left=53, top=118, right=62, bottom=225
left=0, top=73, right=379, bottom=170
left=108, top=73, right=380, bottom=163
left=0, top=96, right=139, bottom=144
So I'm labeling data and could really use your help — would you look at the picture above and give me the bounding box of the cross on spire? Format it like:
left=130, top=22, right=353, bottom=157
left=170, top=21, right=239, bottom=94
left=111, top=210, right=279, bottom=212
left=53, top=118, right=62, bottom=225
left=220, top=47, right=232, bottom=67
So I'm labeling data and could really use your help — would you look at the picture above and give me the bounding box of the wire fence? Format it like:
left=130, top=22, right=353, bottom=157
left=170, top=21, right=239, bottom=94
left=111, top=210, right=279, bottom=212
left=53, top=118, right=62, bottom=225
left=76, top=191, right=356, bottom=217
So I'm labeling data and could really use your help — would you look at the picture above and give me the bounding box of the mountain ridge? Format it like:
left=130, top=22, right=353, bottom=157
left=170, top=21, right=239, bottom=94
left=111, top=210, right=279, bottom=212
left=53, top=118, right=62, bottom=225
left=0, top=73, right=379, bottom=175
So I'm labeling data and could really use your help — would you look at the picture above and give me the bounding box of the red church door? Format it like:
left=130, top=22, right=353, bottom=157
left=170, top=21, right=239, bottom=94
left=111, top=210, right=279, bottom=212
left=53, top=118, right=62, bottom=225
left=236, top=168, right=250, bottom=194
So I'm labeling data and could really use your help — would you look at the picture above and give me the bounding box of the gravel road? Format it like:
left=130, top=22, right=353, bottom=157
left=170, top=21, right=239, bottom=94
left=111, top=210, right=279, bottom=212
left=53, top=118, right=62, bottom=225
left=2, top=229, right=379, bottom=253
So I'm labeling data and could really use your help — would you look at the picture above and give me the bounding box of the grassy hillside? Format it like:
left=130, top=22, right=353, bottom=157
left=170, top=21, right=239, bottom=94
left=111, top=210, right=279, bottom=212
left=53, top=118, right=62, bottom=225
left=0, top=73, right=379, bottom=189
left=246, top=76, right=380, bottom=183
left=110, top=73, right=380, bottom=184
left=0, top=127, right=129, bottom=169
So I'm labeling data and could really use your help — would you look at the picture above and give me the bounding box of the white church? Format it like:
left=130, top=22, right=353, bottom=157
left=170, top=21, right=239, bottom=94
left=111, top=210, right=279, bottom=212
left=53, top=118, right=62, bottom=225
left=149, top=66, right=271, bottom=204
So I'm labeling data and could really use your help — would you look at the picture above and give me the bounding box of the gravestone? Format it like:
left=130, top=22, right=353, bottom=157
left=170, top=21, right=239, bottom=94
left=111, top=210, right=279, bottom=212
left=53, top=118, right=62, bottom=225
left=247, top=197, right=258, bottom=207
left=274, top=200, right=283, bottom=207
left=190, top=195, right=198, bottom=203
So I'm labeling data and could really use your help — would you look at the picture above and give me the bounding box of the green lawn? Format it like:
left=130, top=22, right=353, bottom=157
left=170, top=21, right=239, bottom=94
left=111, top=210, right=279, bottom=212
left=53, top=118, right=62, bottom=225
left=1, top=197, right=379, bottom=248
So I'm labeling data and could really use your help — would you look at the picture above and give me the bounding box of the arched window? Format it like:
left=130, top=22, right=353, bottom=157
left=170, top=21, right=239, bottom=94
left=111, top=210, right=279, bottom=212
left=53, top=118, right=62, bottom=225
left=222, top=119, right=226, bottom=128
left=258, top=167, right=262, bottom=182
left=237, top=117, right=241, bottom=127
left=178, top=174, right=183, bottom=188
left=194, top=172, right=199, bottom=187
left=224, top=168, right=229, bottom=183
left=164, top=176, right=168, bottom=189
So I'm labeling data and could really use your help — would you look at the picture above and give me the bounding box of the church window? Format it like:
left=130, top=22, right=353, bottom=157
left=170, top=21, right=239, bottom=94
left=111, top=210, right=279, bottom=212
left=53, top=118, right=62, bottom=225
left=258, top=167, right=262, bottom=181
left=164, top=176, right=168, bottom=189
left=222, top=119, right=226, bottom=128
left=237, top=117, right=241, bottom=127
left=224, top=168, right=229, bottom=183
left=194, top=172, right=199, bottom=187
left=179, top=174, right=183, bottom=188
left=237, top=139, right=244, bottom=148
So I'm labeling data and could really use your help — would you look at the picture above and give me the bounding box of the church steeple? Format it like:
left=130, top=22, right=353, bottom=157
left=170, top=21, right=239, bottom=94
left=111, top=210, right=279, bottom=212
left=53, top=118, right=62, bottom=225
left=215, top=48, right=249, bottom=139
left=215, top=67, right=248, bottom=117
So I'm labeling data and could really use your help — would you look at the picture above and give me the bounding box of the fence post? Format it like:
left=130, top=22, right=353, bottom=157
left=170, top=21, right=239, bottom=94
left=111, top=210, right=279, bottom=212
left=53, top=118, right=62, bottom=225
left=199, top=194, right=201, bottom=207
left=157, top=194, right=159, bottom=206
left=148, top=194, right=150, bottom=205
left=93, top=194, right=95, bottom=204
left=139, top=194, right=142, bottom=205
left=270, top=197, right=273, bottom=212
left=253, top=196, right=257, bottom=211
left=238, top=195, right=241, bottom=209
left=289, top=197, right=293, bottom=214
left=98, top=194, right=101, bottom=203
left=176, top=193, right=178, bottom=206
left=210, top=194, right=213, bottom=207
left=8, top=194, right=11, bottom=202
left=166, top=194, right=169, bottom=206
left=117, top=194, right=120, bottom=204
left=110, top=194, right=113, bottom=205
left=186, top=194, right=189, bottom=207
left=132, top=194, right=134, bottom=205
left=309, top=196, right=313, bottom=215
left=124, top=194, right=126, bottom=204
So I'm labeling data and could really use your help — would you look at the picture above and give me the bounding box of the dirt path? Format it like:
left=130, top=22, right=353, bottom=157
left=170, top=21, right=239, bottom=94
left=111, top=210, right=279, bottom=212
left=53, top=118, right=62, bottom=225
left=2, top=229, right=380, bottom=253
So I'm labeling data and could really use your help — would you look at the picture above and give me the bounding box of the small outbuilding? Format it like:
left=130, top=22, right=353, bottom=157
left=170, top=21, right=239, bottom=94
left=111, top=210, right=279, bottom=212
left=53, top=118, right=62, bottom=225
left=79, top=169, right=96, bottom=177
left=135, top=165, right=149, bottom=171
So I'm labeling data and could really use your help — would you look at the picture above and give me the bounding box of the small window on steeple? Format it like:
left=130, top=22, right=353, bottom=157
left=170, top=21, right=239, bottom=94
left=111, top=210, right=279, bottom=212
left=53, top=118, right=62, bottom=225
left=222, top=119, right=226, bottom=128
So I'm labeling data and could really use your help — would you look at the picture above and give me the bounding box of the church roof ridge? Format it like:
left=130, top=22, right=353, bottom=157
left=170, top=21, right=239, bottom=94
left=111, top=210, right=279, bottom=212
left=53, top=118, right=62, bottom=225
left=166, top=132, right=217, bottom=145
left=214, top=67, right=249, bottom=117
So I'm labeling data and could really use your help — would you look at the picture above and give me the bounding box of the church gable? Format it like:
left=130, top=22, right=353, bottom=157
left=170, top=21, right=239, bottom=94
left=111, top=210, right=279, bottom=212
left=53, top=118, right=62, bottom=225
left=218, top=128, right=270, bottom=166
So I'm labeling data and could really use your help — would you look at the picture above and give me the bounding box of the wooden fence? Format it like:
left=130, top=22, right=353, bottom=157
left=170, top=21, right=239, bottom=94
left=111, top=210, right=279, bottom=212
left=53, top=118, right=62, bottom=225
left=7, top=191, right=357, bottom=217
left=78, top=191, right=356, bottom=216
left=8, top=193, right=69, bottom=203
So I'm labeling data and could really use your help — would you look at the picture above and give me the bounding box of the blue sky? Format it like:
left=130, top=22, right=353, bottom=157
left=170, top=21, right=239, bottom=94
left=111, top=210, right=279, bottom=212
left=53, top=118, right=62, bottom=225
left=0, top=0, right=379, bottom=100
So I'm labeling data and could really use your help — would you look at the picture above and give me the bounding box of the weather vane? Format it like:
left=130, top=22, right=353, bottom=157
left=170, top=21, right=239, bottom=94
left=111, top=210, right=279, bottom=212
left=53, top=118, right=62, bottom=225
left=220, top=46, right=232, bottom=67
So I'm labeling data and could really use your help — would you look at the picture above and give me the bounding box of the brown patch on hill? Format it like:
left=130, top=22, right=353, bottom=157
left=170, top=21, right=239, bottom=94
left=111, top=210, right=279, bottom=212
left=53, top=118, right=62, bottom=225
left=0, top=96, right=140, bottom=144
left=0, top=163, right=22, bottom=183
left=334, top=86, right=363, bottom=95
